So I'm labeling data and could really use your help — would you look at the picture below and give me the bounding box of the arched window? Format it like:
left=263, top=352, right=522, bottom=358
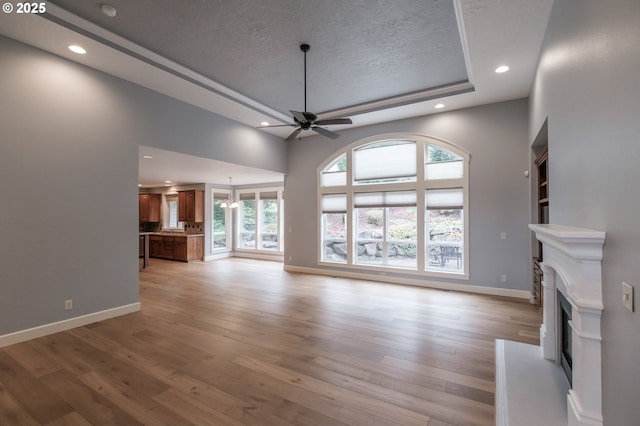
left=319, top=134, right=469, bottom=277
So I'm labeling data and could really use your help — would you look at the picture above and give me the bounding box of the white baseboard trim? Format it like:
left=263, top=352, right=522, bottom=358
left=0, top=302, right=141, bottom=348
left=284, top=265, right=532, bottom=300
left=233, top=251, right=284, bottom=262
left=205, top=251, right=234, bottom=261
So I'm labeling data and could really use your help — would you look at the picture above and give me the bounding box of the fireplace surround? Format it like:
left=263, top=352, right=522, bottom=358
left=528, top=224, right=606, bottom=425
left=496, top=224, right=605, bottom=425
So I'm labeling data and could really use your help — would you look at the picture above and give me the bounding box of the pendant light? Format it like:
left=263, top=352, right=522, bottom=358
left=221, top=177, right=238, bottom=208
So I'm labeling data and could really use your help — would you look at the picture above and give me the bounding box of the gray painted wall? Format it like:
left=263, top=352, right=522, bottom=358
left=285, top=99, right=532, bottom=291
left=0, top=35, right=287, bottom=336
left=529, top=1, right=640, bottom=423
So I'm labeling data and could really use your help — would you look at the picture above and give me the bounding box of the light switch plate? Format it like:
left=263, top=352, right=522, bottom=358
left=622, top=282, right=634, bottom=312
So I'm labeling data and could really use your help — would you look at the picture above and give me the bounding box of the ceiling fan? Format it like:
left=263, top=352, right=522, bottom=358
left=260, top=43, right=352, bottom=141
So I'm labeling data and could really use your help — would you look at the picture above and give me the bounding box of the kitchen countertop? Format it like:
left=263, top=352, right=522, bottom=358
left=139, top=232, right=204, bottom=237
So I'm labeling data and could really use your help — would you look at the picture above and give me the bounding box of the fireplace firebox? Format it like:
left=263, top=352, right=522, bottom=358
left=558, top=290, right=572, bottom=386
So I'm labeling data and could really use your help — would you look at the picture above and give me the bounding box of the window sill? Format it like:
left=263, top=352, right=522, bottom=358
left=317, top=261, right=469, bottom=280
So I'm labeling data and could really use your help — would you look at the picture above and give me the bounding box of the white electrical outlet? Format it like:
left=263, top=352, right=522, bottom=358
left=64, top=299, right=73, bottom=311
left=622, top=282, right=634, bottom=312
left=501, top=275, right=507, bottom=282
left=500, top=232, right=507, bottom=240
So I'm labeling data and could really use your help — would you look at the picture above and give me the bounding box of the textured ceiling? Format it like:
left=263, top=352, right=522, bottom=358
left=0, top=0, right=553, bottom=186
left=48, top=0, right=468, bottom=116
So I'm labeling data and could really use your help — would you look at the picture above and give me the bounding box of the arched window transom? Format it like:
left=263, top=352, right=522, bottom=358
left=319, top=134, right=469, bottom=278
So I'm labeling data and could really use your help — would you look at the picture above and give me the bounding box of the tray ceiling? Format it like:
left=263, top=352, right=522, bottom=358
left=48, top=0, right=469, bottom=116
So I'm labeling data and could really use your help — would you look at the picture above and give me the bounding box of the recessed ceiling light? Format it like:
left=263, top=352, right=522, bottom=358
left=435, top=103, right=445, bottom=109
left=165, top=180, right=172, bottom=184
left=495, top=65, right=510, bottom=74
left=68, top=45, right=86, bottom=55
left=100, top=4, right=117, bottom=17
left=261, top=121, right=270, bottom=126
left=143, top=155, right=153, bottom=159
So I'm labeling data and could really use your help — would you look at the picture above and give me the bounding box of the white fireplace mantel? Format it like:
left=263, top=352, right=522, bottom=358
left=529, top=224, right=606, bottom=426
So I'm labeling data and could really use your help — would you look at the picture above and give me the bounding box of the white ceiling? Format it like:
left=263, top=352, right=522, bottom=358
left=138, top=146, right=285, bottom=188
left=0, top=0, right=553, bottom=187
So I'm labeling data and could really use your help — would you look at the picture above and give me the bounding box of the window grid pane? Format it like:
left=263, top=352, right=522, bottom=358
left=319, top=138, right=466, bottom=275
left=260, top=199, right=278, bottom=250
left=322, top=213, right=347, bottom=263
left=426, top=188, right=463, bottom=210
left=168, top=199, right=183, bottom=229
left=426, top=160, right=463, bottom=180
left=239, top=200, right=256, bottom=249
left=426, top=209, right=463, bottom=272
left=354, top=141, right=416, bottom=182
left=212, top=198, right=227, bottom=250
left=322, top=194, right=347, bottom=213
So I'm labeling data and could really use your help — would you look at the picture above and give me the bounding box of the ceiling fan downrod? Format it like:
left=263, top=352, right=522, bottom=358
left=259, top=42, right=352, bottom=142
left=300, top=43, right=310, bottom=112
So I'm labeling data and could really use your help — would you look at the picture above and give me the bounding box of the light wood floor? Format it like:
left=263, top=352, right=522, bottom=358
left=0, top=258, right=540, bottom=425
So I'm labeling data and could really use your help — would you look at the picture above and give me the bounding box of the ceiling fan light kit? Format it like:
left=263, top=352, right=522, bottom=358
left=261, top=43, right=353, bottom=141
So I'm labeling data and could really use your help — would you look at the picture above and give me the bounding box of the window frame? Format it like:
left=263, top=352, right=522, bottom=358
left=165, top=194, right=184, bottom=230
left=234, top=187, right=284, bottom=253
left=317, top=134, right=469, bottom=279
left=211, top=189, right=232, bottom=252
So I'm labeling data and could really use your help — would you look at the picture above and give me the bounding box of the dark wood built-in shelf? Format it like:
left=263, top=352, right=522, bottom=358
left=533, top=147, right=549, bottom=310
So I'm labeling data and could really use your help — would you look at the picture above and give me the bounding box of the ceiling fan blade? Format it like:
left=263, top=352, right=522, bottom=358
left=290, top=110, right=308, bottom=124
left=257, top=124, right=296, bottom=128
left=315, top=117, right=353, bottom=126
left=311, top=126, right=340, bottom=139
left=285, top=127, right=303, bottom=142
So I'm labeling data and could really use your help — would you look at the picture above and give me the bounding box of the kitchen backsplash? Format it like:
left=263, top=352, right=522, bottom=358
left=183, top=223, right=204, bottom=234
left=139, top=222, right=161, bottom=232
left=139, top=222, right=204, bottom=234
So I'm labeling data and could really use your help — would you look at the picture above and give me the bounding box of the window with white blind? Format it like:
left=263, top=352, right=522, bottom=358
left=235, top=188, right=284, bottom=253
left=166, top=195, right=183, bottom=229
left=319, top=135, right=469, bottom=277
left=321, top=193, right=347, bottom=263
left=353, top=141, right=417, bottom=184
left=212, top=191, right=231, bottom=251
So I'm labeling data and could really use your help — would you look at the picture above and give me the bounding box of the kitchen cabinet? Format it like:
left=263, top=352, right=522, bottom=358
left=162, top=236, right=175, bottom=259
left=139, top=193, right=161, bottom=222
left=187, top=236, right=204, bottom=261
left=148, top=234, right=204, bottom=262
left=174, top=237, right=187, bottom=261
left=178, top=190, right=204, bottom=222
left=149, top=235, right=163, bottom=257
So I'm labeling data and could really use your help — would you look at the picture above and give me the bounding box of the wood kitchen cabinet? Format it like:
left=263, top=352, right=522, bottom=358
left=187, top=236, right=204, bottom=261
left=161, top=236, right=175, bottom=259
left=139, top=193, right=161, bottom=222
left=149, top=235, right=163, bottom=257
left=178, top=190, right=204, bottom=222
left=174, top=237, right=188, bottom=261
left=148, top=235, right=204, bottom=262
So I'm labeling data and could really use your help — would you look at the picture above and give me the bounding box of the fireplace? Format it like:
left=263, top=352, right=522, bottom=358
left=558, top=289, right=572, bottom=386
left=529, top=224, right=605, bottom=426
